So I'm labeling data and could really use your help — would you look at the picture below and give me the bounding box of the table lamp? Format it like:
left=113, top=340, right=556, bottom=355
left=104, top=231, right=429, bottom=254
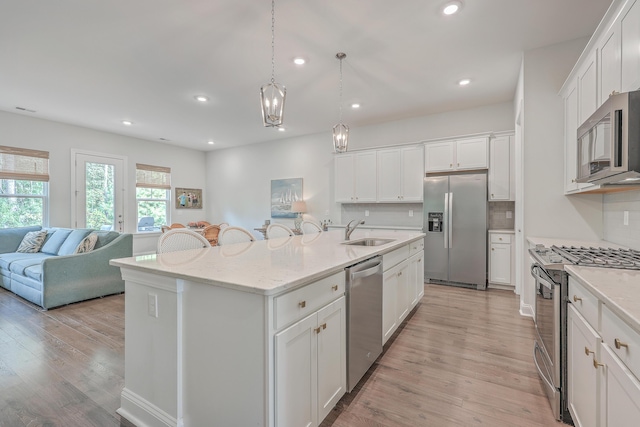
left=291, top=200, right=307, bottom=231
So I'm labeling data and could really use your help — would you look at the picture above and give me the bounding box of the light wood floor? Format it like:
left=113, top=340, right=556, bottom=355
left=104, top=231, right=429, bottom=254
left=0, top=284, right=561, bottom=427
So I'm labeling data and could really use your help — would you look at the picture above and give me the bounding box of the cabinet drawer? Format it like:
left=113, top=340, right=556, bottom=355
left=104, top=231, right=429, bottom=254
left=409, top=239, right=424, bottom=257
left=490, top=233, right=512, bottom=244
left=602, top=304, right=640, bottom=380
left=274, top=272, right=345, bottom=330
left=383, top=244, right=410, bottom=271
left=569, top=278, right=599, bottom=330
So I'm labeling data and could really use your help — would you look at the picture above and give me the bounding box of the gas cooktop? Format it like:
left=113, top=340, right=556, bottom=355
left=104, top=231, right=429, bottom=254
left=552, top=245, right=640, bottom=270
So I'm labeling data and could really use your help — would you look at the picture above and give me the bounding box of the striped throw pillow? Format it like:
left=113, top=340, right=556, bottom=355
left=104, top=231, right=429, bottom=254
left=74, top=232, right=98, bottom=254
left=16, top=230, right=48, bottom=253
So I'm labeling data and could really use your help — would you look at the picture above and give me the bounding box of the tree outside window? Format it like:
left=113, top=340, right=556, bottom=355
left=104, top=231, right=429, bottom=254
left=136, top=163, right=171, bottom=232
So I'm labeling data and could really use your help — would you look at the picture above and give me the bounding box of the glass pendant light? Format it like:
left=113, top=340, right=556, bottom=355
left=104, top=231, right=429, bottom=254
left=260, top=0, right=286, bottom=127
left=333, top=52, right=349, bottom=153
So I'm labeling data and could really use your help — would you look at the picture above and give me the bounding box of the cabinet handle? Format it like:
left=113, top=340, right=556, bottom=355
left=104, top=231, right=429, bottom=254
left=299, top=301, right=306, bottom=308
left=398, top=271, right=402, bottom=277
left=418, top=258, right=422, bottom=262
left=450, top=163, right=453, bottom=167
left=571, top=179, right=576, bottom=183
left=314, top=326, right=322, bottom=334
left=491, top=248, right=495, bottom=251
left=573, top=295, right=582, bottom=303
left=491, top=193, right=494, bottom=198
left=585, top=347, right=594, bottom=356
left=593, top=357, right=604, bottom=369
left=615, top=338, right=629, bottom=349
left=331, top=285, right=338, bottom=291
left=499, top=237, right=503, bottom=241
left=315, top=323, right=327, bottom=334
left=321, top=323, right=327, bottom=330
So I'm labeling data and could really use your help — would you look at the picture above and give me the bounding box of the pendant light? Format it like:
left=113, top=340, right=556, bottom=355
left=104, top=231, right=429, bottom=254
left=333, top=52, right=349, bottom=153
left=260, top=0, right=286, bottom=127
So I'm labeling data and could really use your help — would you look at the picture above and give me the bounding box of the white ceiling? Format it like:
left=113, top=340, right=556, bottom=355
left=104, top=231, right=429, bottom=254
left=0, top=0, right=611, bottom=151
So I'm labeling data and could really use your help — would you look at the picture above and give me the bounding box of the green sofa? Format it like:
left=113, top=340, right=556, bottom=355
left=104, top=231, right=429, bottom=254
left=0, top=226, right=132, bottom=309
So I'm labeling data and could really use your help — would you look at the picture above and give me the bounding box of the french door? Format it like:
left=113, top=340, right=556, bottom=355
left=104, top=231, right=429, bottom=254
left=73, top=151, right=126, bottom=232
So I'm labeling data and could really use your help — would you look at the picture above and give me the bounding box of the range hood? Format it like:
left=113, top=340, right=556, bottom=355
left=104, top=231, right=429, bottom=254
left=589, top=170, right=640, bottom=186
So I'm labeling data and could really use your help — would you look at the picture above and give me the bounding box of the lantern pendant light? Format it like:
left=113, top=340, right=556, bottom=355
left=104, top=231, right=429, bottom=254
left=333, top=52, right=349, bottom=153
left=260, top=0, right=286, bottom=127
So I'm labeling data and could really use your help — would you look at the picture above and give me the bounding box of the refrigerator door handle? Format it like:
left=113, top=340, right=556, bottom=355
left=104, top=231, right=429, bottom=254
left=443, top=192, right=449, bottom=248
left=448, top=192, right=453, bottom=248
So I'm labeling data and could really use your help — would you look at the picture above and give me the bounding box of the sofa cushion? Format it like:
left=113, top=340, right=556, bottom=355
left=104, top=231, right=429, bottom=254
left=74, top=232, right=98, bottom=254
left=57, top=229, right=92, bottom=256
left=0, top=252, right=47, bottom=271
left=8, top=253, right=53, bottom=276
left=41, top=228, right=73, bottom=255
left=0, top=226, right=42, bottom=254
left=23, top=264, right=43, bottom=282
left=16, top=230, right=47, bottom=253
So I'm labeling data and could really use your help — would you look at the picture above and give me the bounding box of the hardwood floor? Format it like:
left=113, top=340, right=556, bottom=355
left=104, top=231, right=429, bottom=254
left=0, top=283, right=559, bottom=427
left=320, top=284, right=561, bottom=427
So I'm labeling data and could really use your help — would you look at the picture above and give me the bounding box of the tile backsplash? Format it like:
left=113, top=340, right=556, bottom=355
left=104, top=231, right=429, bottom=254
left=489, top=201, right=515, bottom=230
left=603, top=190, right=640, bottom=250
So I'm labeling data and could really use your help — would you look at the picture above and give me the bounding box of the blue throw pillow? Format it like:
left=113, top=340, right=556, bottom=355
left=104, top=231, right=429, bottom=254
left=57, top=229, right=92, bottom=256
left=41, top=229, right=73, bottom=255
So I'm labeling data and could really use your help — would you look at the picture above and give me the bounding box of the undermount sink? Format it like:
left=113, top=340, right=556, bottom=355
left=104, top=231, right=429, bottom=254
left=342, top=238, right=395, bottom=246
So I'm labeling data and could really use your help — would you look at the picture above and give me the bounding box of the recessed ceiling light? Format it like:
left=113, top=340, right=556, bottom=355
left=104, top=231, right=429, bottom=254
left=278, top=127, right=286, bottom=132
left=293, top=57, right=306, bottom=65
left=351, top=103, right=361, bottom=109
left=443, top=1, right=462, bottom=15
left=458, top=78, right=471, bottom=86
left=208, top=140, right=215, bottom=145
left=122, top=120, right=133, bottom=126
left=195, top=95, right=209, bottom=102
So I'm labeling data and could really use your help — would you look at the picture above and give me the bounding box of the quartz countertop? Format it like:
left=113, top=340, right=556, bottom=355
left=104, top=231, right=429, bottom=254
left=489, top=229, right=515, bottom=234
left=111, top=229, right=424, bottom=296
left=565, top=265, right=640, bottom=334
left=327, top=224, right=423, bottom=231
left=527, top=236, right=627, bottom=249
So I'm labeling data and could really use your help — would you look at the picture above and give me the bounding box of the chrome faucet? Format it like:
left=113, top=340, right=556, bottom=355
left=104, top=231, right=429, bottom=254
left=345, top=219, right=365, bottom=240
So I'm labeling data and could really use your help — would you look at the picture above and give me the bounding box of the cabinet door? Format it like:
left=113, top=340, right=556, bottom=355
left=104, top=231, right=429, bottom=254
left=377, top=148, right=402, bottom=202
left=600, top=343, right=640, bottom=427
left=489, top=243, right=511, bottom=284
left=578, top=52, right=598, bottom=124
left=621, top=0, right=640, bottom=92
left=456, top=137, right=488, bottom=170
left=565, top=82, right=580, bottom=192
left=354, top=152, right=377, bottom=202
left=489, top=135, right=511, bottom=200
left=316, top=297, right=346, bottom=424
left=382, top=266, right=398, bottom=345
left=425, top=141, right=455, bottom=172
left=408, top=252, right=424, bottom=308
left=275, top=313, right=318, bottom=427
left=395, top=261, right=410, bottom=324
left=599, top=25, right=621, bottom=103
left=335, top=154, right=355, bottom=203
left=567, top=305, right=600, bottom=427
left=401, top=146, right=424, bottom=201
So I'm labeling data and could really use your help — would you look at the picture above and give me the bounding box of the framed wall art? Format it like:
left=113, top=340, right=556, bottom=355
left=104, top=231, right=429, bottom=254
left=175, top=187, right=202, bottom=209
left=271, top=178, right=302, bottom=218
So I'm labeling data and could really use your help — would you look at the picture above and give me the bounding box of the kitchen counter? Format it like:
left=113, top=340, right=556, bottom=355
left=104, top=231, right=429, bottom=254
left=527, top=236, right=627, bottom=249
left=566, top=265, right=640, bottom=334
left=111, top=229, right=424, bottom=296
left=327, top=224, right=423, bottom=231
left=489, top=229, right=515, bottom=233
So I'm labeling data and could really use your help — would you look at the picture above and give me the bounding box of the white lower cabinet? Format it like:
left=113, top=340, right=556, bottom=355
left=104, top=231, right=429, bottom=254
left=408, top=251, right=425, bottom=307
left=275, top=296, right=346, bottom=427
left=568, top=304, right=600, bottom=427
left=600, top=343, right=640, bottom=427
left=488, top=232, right=513, bottom=287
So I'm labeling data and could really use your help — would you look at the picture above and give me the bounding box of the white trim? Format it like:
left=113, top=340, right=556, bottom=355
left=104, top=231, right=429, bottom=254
left=118, top=388, right=182, bottom=427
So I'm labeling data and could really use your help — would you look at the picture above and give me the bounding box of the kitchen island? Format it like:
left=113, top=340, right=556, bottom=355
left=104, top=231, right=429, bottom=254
left=110, top=229, right=425, bottom=427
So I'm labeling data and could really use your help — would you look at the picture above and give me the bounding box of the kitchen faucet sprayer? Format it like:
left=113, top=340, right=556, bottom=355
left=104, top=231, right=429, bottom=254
left=345, top=219, right=365, bottom=240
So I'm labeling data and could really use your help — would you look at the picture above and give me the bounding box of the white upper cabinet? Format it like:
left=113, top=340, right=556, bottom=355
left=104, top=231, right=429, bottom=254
left=599, top=24, right=621, bottom=102
left=425, top=137, right=488, bottom=173
left=621, top=0, right=640, bottom=92
left=334, top=152, right=377, bottom=203
left=377, top=146, right=424, bottom=202
left=578, top=51, right=598, bottom=124
left=488, top=134, right=513, bottom=201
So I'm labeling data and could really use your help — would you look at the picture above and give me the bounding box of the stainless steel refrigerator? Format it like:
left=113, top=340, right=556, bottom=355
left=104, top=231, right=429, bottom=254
left=423, top=172, right=487, bottom=289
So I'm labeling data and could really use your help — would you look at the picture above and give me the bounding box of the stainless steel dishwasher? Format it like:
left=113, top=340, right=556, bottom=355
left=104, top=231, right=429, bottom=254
left=345, top=255, right=383, bottom=392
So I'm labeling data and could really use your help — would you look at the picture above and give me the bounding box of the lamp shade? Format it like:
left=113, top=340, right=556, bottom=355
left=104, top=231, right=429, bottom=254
left=291, top=201, right=307, bottom=213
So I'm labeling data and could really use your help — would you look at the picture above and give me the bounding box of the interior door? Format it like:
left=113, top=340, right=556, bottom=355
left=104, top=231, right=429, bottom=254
left=74, top=152, right=125, bottom=232
left=423, top=176, right=448, bottom=282
left=448, top=173, right=487, bottom=286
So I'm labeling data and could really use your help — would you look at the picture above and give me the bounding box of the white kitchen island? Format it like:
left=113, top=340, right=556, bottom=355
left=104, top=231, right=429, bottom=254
left=110, top=229, right=425, bottom=427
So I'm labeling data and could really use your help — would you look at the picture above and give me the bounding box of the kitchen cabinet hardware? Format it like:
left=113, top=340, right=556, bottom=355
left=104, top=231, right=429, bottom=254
left=299, top=301, right=306, bottom=308
left=615, top=338, right=629, bottom=349
left=573, top=295, right=582, bottom=303
left=593, top=357, right=604, bottom=369
left=331, top=285, right=338, bottom=291
left=314, top=323, right=327, bottom=334
left=585, top=346, right=594, bottom=356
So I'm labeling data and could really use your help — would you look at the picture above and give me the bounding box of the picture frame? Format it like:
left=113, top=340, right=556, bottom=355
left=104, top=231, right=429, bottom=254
left=271, top=178, right=302, bottom=218
left=175, top=187, right=203, bottom=209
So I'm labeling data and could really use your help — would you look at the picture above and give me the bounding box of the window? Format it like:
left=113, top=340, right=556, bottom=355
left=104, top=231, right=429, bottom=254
left=0, top=146, right=49, bottom=228
left=136, top=163, right=171, bottom=232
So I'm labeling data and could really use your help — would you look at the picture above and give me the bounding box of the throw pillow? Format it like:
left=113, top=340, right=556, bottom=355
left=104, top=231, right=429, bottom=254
left=74, top=232, right=98, bottom=254
left=16, top=230, right=48, bottom=253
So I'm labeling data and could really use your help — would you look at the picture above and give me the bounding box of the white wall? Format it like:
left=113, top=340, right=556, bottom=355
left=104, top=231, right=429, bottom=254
left=1, top=110, right=208, bottom=254
left=205, top=101, right=514, bottom=236
left=519, top=37, right=603, bottom=314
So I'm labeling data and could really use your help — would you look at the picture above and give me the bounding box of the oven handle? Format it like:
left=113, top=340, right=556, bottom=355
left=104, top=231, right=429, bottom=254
left=531, top=263, right=556, bottom=290
left=533, top=341, right=556, bottom=391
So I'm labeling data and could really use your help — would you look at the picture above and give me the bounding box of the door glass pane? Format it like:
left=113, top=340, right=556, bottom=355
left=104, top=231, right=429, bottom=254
left=85, top=162, right=115, bottom=229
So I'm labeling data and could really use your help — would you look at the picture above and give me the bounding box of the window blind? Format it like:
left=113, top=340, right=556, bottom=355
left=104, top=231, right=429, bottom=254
left=136, top=163, right=171, bottom=189
left=0, top=145, right=50, bottom=182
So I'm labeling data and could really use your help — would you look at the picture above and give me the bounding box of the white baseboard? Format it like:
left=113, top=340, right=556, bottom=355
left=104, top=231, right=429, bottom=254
left=119, top=388, right=182, bottom=427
